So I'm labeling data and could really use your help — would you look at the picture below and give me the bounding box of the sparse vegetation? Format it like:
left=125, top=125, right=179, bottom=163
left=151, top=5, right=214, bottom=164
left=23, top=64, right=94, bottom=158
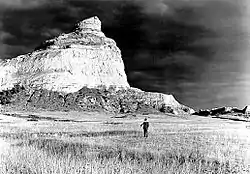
left=0, top=112, right=249, bottom=174
left=0, top=138, right=241, bottom=174
left=0, top=85, right=25, bottom=105
left=0, top=86, right=249, bottom=173
left=0, top=85, right=190, bottom=114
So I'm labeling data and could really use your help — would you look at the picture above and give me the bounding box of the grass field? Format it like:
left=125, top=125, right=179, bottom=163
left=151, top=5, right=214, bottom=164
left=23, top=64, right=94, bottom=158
left=0, top=111, right=250, bottom=174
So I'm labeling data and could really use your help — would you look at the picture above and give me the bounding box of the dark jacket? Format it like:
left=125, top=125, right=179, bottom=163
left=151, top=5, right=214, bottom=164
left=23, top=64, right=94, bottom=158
left=141, top=121, right=149, bottom=130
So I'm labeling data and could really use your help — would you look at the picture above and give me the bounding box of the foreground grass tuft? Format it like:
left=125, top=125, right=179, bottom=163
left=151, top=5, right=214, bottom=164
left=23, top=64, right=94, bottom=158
left=1, top=137, right=246, bottom=174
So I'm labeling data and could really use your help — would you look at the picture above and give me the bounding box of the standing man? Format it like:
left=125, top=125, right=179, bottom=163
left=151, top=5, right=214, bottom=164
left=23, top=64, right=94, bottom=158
left=140, top=118, right=149, bottom=137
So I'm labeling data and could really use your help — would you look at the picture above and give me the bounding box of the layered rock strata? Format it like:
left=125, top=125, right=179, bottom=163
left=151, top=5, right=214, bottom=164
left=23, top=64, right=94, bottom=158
left=0, top=16, right=194, bottom=115
left=0, top=16, right=129, bottom=93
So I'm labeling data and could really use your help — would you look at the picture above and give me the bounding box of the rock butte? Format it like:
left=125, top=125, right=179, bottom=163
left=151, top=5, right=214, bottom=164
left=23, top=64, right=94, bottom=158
left=0, top=16, right=194, bottom=114
left=0, top=16, right=129, bottom=93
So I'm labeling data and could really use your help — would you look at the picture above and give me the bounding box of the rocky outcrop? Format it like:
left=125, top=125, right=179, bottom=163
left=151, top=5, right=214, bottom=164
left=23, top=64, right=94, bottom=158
left=0, top=16, right=129, bottom=93
left=242, top=106, right=250, bottom=115
left=192, top=106, right=249, bottom=116
left=0, top=85, right=194, bottom=115
left=0, top=16, right=194, bottom=115
left=192, top=106, right=250, bottom=122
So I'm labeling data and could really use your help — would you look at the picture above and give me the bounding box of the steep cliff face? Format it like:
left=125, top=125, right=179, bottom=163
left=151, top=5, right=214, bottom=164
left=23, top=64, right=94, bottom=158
left=0, top=16, right=194, bottom=115
left=0, top=16, right=129, bottom=93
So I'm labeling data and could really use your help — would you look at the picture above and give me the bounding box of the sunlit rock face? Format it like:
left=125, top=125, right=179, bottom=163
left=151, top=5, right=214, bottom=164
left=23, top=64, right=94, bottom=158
left=0, top=16, right=194, bottom=114
left=0, top=16, right=130, bottom=93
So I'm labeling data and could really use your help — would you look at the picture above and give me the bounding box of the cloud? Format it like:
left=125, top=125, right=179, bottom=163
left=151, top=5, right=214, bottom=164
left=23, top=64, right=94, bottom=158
left=41, top=28, right=62, bottom=38
left=137, top=0, right=170, bottom=14
left=0, top=0, right=50, bottom=9
left=0, top=31, right=13, bottom=41
left=0, top=0, right=244, bottom=62
left=0, top=0, right=244, bottom=57
left=0, top=0, right=248, bottom=109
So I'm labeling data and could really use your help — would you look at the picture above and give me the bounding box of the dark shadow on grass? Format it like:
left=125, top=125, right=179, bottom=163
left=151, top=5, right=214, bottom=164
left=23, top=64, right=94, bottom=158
left=1, top=130, right=141, bottom=140
left=13, top=138, right=231, bottom=172
left=4, top=113, right=57, bottom=121
left=3, top=113, right=97, bottom=122
left=63, top=130, right=141, bottom=137
left=16, top=139, right=94, bottom=158
left=213, top=116, right=250, bottom=122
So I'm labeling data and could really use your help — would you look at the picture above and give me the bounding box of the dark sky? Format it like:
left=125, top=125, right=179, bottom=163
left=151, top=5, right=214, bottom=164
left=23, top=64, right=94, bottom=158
left=0, top=0, right=249, bottom=109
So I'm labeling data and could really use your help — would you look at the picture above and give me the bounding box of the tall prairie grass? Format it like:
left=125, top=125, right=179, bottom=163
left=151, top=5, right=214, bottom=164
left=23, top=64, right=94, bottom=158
left=0, top=112, right=249, bottom=174
left=0, top=131, right=249, bottom=174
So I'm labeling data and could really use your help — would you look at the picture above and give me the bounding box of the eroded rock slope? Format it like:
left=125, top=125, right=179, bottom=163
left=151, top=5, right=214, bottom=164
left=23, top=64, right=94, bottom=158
left=0, top=16, right=194, bottom=115
left=0, top=16, right=129, bottom=93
